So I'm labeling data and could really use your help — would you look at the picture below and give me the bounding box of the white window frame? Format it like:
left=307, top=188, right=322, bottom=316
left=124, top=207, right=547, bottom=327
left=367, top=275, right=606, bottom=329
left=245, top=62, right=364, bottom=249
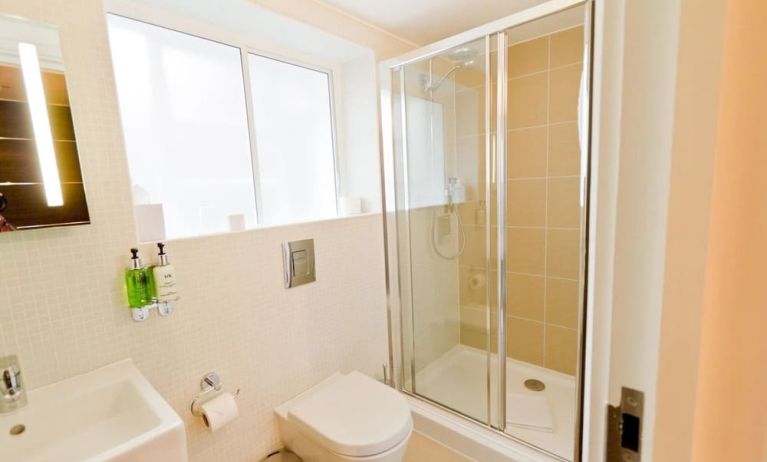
left=105, top=5, right=341, bottom=230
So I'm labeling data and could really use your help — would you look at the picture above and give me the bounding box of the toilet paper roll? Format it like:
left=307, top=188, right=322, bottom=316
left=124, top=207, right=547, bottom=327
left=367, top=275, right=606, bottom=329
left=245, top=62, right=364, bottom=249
left=469, top=273, right=486, bottom=290
left=200, top=392, right=239, bottom=432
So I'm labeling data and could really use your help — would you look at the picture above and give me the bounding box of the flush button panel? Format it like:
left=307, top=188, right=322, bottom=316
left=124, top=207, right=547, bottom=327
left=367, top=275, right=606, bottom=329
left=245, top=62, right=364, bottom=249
left=282, top=239, right=316, bottom=288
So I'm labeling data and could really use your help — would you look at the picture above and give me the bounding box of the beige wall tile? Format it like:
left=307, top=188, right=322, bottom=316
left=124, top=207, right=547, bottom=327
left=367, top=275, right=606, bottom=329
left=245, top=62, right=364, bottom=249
left=459, top=265, right=488, bottom=307
left=458, top=201, right=482, bottom=227
left=488, top=49, right=497, bottom=73
left=462, top=181, right=486, bottom=202
left=549, top=64, right=582, bottom=123
left=461, top=224, right=490, bottom=268
left=485, top=82, right=497, bottom=133
left=506, top=227, right=545, bottom=275
left=507, top=272, right=544, bottom=321
left=456, top=65, right=486, bottom=89
left=481, top=85, right=491, bottom=137
left=456, top=191, right=495, bottom=227
left=460, top=312, right=497, bottom=353
left=508, top=72, right=548, bottom=128
left=490, top=189, right=499, bottom=227
left=508, top=127, right=547, bottom=178
left=548, top=122, right=581, bottom=176
left=546, top=278, right=580, bottom=328
left=455, top=86, right=484, bottom=137
left=508, top=179, right=546, bottom=227
left=460, top=303, right=489, bottom=332
left=545, top=325, right=578, bottom=375
left=507, top=36, right=549, bottom=78
left=547, top=177, right=581, bottom=228
left=547, top=229, right=581, bottom=279
left=460, top=328, right=486, bottom=351
left=506, top=317, right=544, bottom=366
left=550, top=26, right=584, bottom=67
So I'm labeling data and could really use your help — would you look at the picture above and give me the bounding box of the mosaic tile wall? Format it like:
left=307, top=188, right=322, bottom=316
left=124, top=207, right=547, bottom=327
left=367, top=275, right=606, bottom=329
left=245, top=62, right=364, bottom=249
left=0, top=1, right=389, bottom=460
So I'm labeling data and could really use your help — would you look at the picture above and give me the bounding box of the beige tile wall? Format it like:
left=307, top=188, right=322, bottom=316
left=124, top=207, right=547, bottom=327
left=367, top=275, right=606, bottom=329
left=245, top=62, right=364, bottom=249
left=457, top=27, right=584, bottom=376
left=0, top=1, right=389, bottom=461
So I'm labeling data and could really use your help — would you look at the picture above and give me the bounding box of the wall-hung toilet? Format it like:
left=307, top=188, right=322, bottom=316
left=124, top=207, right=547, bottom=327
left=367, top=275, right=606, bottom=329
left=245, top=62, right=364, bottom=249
left=275, top=371, right=413, bottom=462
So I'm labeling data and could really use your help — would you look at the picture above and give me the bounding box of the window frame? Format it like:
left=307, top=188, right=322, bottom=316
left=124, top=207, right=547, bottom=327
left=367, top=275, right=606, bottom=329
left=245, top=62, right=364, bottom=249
left=106, top=11, right=341, bottom=233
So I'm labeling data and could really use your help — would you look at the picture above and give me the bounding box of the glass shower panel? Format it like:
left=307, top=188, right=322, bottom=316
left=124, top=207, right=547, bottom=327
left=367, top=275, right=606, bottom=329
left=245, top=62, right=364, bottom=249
left=498, top=6, right=590, bottom=461
left=395, top=36, right=493, bottom=423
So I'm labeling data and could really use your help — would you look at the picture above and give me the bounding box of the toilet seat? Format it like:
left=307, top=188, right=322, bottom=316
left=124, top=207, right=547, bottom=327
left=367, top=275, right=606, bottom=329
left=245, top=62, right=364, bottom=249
left=286, top=371, right=412, bottom=458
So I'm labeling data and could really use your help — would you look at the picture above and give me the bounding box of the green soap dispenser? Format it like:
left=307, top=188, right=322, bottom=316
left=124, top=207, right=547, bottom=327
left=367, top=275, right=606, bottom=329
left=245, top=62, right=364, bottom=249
left=125, top=248, right=150, bottom=309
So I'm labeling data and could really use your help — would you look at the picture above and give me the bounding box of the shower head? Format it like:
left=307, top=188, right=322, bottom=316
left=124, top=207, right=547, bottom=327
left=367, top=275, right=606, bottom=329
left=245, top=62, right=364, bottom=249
left=424, top=47, right=480, bottom=92
left=447, top=47, right=479, bottom=68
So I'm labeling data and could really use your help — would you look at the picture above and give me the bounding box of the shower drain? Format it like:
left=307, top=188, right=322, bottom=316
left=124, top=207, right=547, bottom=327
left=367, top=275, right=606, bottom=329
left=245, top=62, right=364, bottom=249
left=524, top=379, right=546, bottom=392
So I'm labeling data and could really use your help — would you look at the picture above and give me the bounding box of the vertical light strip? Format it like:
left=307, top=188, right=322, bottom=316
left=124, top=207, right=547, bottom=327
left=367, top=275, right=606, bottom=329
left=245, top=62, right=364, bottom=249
left=19, top=42, right=63, bottom=207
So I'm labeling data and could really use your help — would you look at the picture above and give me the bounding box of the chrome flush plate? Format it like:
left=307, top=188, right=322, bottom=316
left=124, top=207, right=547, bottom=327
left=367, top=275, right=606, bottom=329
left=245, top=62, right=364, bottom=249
left=282, top=239, right=316, bottom=288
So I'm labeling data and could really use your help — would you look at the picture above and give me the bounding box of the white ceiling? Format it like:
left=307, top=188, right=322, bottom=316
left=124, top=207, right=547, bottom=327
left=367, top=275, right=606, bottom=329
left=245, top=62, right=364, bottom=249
left=320, top=0, right=549, bottom=45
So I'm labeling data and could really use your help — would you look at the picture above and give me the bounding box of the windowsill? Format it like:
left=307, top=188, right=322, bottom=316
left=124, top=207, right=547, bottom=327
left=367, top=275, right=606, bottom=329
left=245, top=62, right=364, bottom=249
left=137, top=211, right=382, bottom=244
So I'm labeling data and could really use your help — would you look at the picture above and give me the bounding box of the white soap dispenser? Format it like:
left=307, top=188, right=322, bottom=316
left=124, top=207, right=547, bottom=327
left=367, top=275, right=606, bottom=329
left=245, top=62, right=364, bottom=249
left=153, top=242, right=179, bottom=315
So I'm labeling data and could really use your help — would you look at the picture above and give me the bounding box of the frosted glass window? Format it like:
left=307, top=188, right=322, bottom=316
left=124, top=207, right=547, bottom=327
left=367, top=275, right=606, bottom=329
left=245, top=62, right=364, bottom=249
left=107, top=15, right=257, bottom=240
left=248, top=54, right=337, bottom=226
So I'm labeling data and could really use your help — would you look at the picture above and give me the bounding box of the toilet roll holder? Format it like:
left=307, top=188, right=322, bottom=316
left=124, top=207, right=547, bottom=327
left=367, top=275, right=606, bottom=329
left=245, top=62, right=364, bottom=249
left=190, top=372, right=240, bottom=417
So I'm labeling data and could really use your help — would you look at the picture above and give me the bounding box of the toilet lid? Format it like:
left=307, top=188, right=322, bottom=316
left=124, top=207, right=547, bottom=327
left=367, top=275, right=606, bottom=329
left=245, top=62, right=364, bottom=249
left=287, top=371, right=412, bottom=457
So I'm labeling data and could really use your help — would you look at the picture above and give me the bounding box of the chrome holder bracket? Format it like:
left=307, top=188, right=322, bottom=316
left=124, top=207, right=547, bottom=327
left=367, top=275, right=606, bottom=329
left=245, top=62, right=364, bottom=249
left=190, top=372, right=239, bottom=416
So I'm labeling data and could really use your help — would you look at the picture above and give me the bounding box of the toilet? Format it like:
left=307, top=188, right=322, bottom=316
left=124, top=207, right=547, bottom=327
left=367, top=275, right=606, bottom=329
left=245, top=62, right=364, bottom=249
left=275, top=371, right=413, bottom=462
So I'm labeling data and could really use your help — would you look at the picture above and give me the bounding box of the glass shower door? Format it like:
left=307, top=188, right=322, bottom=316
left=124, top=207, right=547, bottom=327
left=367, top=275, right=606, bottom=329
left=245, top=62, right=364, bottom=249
left=393, top=36, right=495, bottom=424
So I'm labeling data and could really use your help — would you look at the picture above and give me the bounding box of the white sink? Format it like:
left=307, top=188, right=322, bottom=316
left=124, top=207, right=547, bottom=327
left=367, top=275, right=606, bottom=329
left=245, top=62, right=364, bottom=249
left=0, top=359, right=187, bottom=462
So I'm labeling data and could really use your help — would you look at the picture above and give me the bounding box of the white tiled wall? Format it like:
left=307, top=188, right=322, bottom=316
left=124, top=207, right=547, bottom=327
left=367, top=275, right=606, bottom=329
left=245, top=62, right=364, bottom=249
left=0, top=0, right=389, bottom=460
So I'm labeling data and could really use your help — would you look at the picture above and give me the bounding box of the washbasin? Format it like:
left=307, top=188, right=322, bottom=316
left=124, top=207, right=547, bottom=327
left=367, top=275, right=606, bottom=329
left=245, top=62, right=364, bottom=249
left=0, top=359, right=187, bottom=462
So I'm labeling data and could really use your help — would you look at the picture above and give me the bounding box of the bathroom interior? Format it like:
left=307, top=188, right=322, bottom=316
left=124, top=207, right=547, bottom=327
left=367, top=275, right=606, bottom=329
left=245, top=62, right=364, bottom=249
left=0, top=0, right=764, bottom=462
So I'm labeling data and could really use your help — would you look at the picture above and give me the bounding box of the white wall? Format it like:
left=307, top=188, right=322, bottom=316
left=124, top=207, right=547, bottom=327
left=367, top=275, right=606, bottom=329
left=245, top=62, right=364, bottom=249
left=587, top=0, right=678, bottom=459
left=338, top=53, right=383, bottom=213
left=586, top=1, right=728, bottom=461
left=606, top=0, right=683, bottom=456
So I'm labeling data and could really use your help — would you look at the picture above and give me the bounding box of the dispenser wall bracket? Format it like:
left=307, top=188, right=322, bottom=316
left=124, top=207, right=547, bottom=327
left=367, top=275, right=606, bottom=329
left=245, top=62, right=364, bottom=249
left=606, top=386, right=644, bottom=462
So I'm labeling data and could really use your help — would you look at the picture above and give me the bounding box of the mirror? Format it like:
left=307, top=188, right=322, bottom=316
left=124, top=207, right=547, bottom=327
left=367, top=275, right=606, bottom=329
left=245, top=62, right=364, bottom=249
left=0, top=14, right=89, bottom=232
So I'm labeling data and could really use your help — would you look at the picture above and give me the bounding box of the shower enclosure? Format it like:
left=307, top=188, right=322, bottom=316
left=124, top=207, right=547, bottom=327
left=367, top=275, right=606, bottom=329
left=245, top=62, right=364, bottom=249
left=380, top=1, right=592, bottom=460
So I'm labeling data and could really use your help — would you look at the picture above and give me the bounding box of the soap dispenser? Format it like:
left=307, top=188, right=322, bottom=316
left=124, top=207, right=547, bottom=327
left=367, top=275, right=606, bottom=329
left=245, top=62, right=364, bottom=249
left=125, top=248, right=150, bottom=310
left=152, top=242, right=178, bottom=314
